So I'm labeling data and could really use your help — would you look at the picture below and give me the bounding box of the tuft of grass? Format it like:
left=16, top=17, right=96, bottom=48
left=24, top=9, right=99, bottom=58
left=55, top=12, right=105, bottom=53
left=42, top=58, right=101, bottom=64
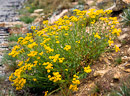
left=20, top=16, right=35, bottom=24
left=115, top=56, right=122, bottom=65
left=108, top=82, right=130, bottom=96
left=108, top=76, right=130, bottom=96
left=1, top=51, right=17, bottom=71
left=90, top=83, right=101, bottom=95
left=8, top=34, right=23, bottom=42
left=121, top=40, right=127, bottom=45
left=13, top=24, right=23, bottom=29
left=120, top=8, right=130, bottom=27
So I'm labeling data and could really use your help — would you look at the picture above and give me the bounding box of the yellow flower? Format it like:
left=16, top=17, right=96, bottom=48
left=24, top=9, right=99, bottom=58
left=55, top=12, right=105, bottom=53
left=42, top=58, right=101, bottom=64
left=108, top=40, right=114, bottom=46
left=44, top=45, right=54, bottom=53
left=37, top=56, right=40, bottom=59
left=39, top=52, right=43, bottom=56
left=43, top=20, right=48, bottom=25
left=64, top=33, right=68, bottom=36
left=63, top=15, right=69, bottom=19
left=105, top=10, right=112, bottom=14
left=27, top=51, right=38, bottom=57
left=31, top=26, right=36, bottom=30
left=94, top=33, right=101, bottom=39
left=65, top=69, right=68, bottom=71
left=49, top=72, right=61, bottom=82
left=48, top=75, right=51, bottom=78
left=114, top=45, right=120, bottom=52
left=64, top=45, right=71, bottom=51
left=26, top=58, right=30, bottom=62
left=27, top=42, right=38, bottom=48
left=73, top=74, right=79, bottom=78
left=18, top=61, right=23, bottom=67
left=69, top=84, right=78, bottom=91
left=76, top=40, right=80, bottom=44
left=69, top=74, right=80, bottom=91
left=56, top=41, right=60, bottom=44
left=112, top=28, right=121, bottom=36
left=33, top=78, right=37, bottom=81
left=47, top=70, right=50, bottom=73
left=59, top=57, right=65, bottom=63
left=44, top=91, right=48, bottom=96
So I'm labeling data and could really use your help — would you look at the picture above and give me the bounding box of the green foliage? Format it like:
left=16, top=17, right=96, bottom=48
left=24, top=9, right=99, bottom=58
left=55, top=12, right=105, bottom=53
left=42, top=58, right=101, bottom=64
left=20, top=16, right=35, bottom=24
left=120, top=8, right=130, bottom=26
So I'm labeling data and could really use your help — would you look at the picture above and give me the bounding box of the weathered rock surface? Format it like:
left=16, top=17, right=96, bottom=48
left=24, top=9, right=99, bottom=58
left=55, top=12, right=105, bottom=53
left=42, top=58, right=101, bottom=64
left=49, top=9, right=68, bottom=24
left=118, top=33, right=128, bottom=41
left=0, top=0, right=25, bottom=22
left=34, top=9, right=44, bottom=13
left=0, top=0, right=26, bottom=85
left=30, top=13, right=40, bottom=17
left=106, top=0, right=128, bottom=11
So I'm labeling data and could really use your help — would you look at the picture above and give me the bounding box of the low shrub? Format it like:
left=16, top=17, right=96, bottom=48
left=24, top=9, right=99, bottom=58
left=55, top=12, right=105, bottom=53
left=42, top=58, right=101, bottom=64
left=8, top=9, right=121, bottom=95
left=120, top=7, right=130, bottom=26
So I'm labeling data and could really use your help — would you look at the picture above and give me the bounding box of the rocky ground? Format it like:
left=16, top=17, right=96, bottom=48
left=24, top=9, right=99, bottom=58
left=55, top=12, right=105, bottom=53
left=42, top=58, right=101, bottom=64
left=0, top=0, right=26, bottom=95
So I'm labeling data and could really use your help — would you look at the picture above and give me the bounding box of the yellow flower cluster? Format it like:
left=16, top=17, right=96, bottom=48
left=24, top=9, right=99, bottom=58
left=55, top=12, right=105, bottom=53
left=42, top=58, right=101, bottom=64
left=9, top=61, right=36, bottom=90
left=27, top=51, right=38, bottom=57
left=64, top=45, right=71, bottom=51
left=27, top=42, right=38, bottom=48
left=49, top=54, right=65, bottom=63
left=48, top=72, right=62, bottom=82
left=18, top=33, right=33, bottom=45
left=112, top=28, right=121, bottom=36
left=43, top=62, right=53, bottom=73
left=94, top=33, right=101, bottom=39
left=84, top=65, right=92, bottom=73
left=43, top=20, right=48, bottom=25
left=9, top=73, right=26, bottom=90
left=43, top=45, right=54, bottom=53
left=18, top=61, right=23, bottom=67
left=12, top=78, right=26, bottom=90
left=8, top=45, right=20, bottom=57
left=40, top=38, right=51, bottom=46
left=99, top=15, right=121, bottom=52
left=31, top=26, right=36, bottom=30
left=108, top=40, right=114, bottom=46
left=69, top=74, right=80, bottom=91
left=73, top=9, right=87, bottom=16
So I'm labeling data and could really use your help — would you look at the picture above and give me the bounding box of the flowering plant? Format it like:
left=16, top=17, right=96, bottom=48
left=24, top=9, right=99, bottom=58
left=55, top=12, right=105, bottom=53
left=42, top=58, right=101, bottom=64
left=8, top=9, right=121, bottom=95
